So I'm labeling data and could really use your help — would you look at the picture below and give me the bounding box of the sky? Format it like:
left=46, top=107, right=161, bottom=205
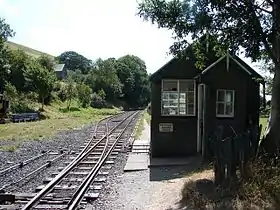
left=0, top=0, right=262, bottom=74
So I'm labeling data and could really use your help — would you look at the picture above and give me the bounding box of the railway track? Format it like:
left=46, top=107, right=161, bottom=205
left=8, top=110, right=140, bottom=209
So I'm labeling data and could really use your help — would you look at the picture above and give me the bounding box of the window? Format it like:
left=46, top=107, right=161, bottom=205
left=161, top=80, right=195, bottom=116
left=216, top=89, right=235, bottom=117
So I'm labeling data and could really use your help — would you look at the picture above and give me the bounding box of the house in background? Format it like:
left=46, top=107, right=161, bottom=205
left=149, top=50, right=265, bottom=158
left=54, top=64, right=67, bottom=80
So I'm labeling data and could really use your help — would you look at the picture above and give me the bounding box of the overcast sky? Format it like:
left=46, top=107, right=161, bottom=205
left=0, top=0, right=261, bottom=74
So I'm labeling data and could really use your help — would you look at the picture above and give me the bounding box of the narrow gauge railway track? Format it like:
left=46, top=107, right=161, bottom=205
left=17, top=110, right=140, bottom=210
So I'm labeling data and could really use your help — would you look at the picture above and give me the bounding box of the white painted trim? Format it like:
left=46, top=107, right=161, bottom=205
left=228, top=54, right=252, bottom=75
left=216, top=89, right=235, bottom=118
left=201, top=55, right=226, bottom=74
left=161, top=79, right=196, bottom=117
left=201, top=53, right=253, bottom=76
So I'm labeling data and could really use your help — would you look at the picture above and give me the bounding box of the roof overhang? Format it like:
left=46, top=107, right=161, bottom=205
left=201, top=52, right=252, bottom=76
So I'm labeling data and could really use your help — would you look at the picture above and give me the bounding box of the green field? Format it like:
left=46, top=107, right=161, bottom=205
left=5, top=41, right=54, bottom=58
left=0, top=102, right=120, bottom=151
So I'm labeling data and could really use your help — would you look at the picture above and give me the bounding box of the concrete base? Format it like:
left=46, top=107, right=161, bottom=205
left=124, top=154, right=149, bottom=172
left=149, top=155, right=202, bottom=167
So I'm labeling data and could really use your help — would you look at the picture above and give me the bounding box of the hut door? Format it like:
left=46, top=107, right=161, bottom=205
left=197, top=84, right=207, bottom=154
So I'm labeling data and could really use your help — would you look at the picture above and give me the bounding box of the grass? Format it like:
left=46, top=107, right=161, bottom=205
left=0, top=101, right=119, bottom=151
left=5, top=41, right=54, bottom=58
left=260, top=117, right=268, bottom=137
left=134, top=108, right=151, bottom=140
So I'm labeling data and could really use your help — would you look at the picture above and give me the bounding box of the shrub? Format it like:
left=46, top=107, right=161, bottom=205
left=91, top=92, right=106, bottom=108
left=77, top=83, right=92, bottom=108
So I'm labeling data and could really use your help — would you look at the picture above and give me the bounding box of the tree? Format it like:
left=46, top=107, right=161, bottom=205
left=117, top=55, right=151, bottom=108
left=8, top=49, right=31, bottom=91
left=24, top=60, right=56, bottom=110
left=77, top=83, right=92, bottom=108
left=37, top=54, right=55, bottom=72
left=138, top=0, right=280, bottom=153
left=0, top=18, right=15, bottom=92
left=65, top=77, right=77, bottom=110
left=56, top=51, right=92, bottom=74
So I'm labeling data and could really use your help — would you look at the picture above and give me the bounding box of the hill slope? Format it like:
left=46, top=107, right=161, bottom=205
left=5, top=41, right=55, bottom=58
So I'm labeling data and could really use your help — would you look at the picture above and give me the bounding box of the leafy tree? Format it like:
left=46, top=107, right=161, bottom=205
left=0, top=18, right=15, bottom=92
left=117, top=55, right=151, bottom=108
left=94, top=58, right=123, bottom=102
left=138, top=0, right=280, bottom=153
left=8, top=49, right=31, bottom=91
left=65, top=77, right=77, bottom=110
left=37, top=54, right=55, bottom=71
left=77, top=83, right=92, bottom=108
left=56, top=51, right=92, bottom=74
left=24, top=60, right=56, bottom=110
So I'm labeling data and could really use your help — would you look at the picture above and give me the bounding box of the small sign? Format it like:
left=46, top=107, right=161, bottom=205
left=159, top=123, right=173, bottom=132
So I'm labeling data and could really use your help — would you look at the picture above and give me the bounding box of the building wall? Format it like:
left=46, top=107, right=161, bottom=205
left=151, top=57, right=261, bottom=158
left=150, top=58, right=200, bottom=157
left=201, top=60, right=260, bottom=141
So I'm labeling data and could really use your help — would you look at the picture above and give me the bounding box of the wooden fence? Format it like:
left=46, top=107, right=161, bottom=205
left=211, top=124, right=262, bottom=187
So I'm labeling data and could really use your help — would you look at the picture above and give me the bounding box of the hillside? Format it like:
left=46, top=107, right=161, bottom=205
left=5, top=41, right=54, bottom=58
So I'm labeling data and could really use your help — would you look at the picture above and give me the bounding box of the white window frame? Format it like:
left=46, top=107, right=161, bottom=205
left=161, top=79, right=196, bottom=116
left=216, top=89, right=235, bottom=118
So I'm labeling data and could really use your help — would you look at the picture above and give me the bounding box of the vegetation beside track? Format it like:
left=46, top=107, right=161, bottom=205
left=134, top=109, right=150, bottom=140
left=0, top=101, right=119, bottom=150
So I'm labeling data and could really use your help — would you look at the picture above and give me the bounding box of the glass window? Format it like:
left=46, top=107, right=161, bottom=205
left=161, top=80, right=195, bottom=116
left=216, top=89, right=235, bottom=117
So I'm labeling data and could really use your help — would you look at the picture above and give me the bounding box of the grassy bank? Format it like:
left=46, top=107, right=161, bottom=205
left=0, top=101, right=119, bottom=148
left=134, top=109, right=151, bottom=140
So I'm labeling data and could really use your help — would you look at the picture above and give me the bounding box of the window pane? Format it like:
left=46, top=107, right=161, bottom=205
left=162, top=92, right=169, bottom=100
left=225, top=102, right=233, bottom=115
left=226, top=91, right=233, bottom=103
left=168, top=107, right=178, bottom=115
left=187, top=104, right=195, bottom=115
left=179, top=104, right=186, bottom=115
left=217, top=90, right=225, bottom=102
left=187, top=92, right=195, bottom=104
left=169, top=92, right=178, bottom=100
left=162, top=100, right=169, bottom=108
left=179, top=93, right=186, bottom=103
left=163, top=80, right=178, bottom=91
left=217, top=102, right=225, bottom=115
left=179, top=80, right=194, bottom=91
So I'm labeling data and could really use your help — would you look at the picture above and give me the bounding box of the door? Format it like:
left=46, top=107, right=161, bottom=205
left=197, top=84, right=207, bottom=155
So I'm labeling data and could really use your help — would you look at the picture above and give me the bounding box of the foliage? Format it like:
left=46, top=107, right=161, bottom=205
left=65, top=77, right=77, bottom=110
left=56, top=51, right=92, bottom=74
left=37, top=54, right=55, bottom=71
left=91, top=92, right=107, bottom=108
left=24, top=60, right=57, bottom=110
left=77, top=83, right=92, bottom=108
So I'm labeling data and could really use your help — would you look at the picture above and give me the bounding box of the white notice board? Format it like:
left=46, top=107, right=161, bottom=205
left=159, top=123, right=173, bottom=132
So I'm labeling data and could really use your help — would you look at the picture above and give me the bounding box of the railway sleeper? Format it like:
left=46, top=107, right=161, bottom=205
left=35, top=185, right=102, bottom=192
left=63, top=160, right=114, bottom=165
left=43, top=176, right=107, bottom=184
left=50, top=171, right=109, bottom=177
left=57, top=165, right=112, bottom=171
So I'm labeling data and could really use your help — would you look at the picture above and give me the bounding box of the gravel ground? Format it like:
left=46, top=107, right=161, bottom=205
left=89, top=156, right=206, bottom=210
left=0, top=123, right=94, bottom=193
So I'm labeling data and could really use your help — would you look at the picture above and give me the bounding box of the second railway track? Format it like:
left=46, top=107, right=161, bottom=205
left=11, top=110, right=141, bottom=210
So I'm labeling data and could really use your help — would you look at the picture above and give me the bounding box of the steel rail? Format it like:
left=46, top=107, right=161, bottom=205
left=0, top=153, right=65, bottom=192
left=68, top=111, right=139, bottom=210
left=21, top=111, right=136, bottom=210
left=64, top=112, right=125, bottom=171
left=0, top=151, right=49, bottom=176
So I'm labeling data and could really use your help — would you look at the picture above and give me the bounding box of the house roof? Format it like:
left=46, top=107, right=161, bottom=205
left=150, top=52, right=264, bottom=83
left=54, top=64, right=65, bottom=72
left=196, top=52, right=264, bottom=81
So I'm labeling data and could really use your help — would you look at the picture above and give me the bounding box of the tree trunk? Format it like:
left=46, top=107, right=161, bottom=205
left=263, top=67, right=280, bottom=154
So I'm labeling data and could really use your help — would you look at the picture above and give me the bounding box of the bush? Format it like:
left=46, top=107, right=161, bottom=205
left=77, top=83, right=92, bottom=108
left=91, top=92, right=107, bottom=108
